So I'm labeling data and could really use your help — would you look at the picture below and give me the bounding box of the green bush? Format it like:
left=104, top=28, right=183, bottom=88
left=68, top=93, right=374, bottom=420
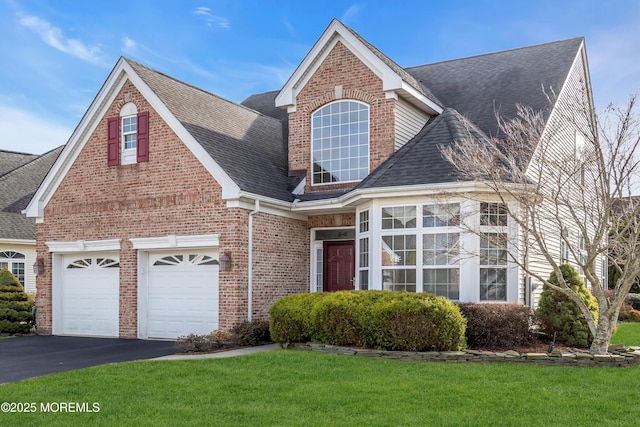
left=310, top=291, right=368, bottom=346
left=370, top=293, right=466, bottom=351
left=269, top=291, right=466, bottom=352
left=536, top=264, right=598, bottom=348
left=230, top=319, right=271, bottom=346
left=0, top=267, right=32, bottom=334
left=269, top=293, right=323, bottom=344
left=459, top=303, right=533, bottom=349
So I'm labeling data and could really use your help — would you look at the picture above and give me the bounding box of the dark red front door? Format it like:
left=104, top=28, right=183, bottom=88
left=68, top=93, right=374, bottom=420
left=324, top=241, right=355, bottom=292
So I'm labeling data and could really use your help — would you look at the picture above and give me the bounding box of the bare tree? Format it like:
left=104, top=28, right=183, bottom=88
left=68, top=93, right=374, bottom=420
left=441, top=92, right=640, bottom=355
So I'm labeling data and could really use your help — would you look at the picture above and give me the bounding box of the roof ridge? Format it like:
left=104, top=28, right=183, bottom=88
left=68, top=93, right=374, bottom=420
left=0, top=148, right=36, bottom=156
left=123, top=57, right=283, bottom=125
left=405, top=37, right=584, bottom=70
left=0, top=146, right=63, bottom=183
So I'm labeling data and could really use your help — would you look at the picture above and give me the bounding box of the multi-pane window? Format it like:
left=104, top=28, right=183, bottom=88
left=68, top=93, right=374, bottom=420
left=311, top=100, right=369, bottom=184
left=0, top=251, right=26, bottom=285
left=358, top=209, right=370, bottom=290
left=423, top=204, right=460, bottom=227
left=122, top=115, right=137, bottom=150
left=480, top=233, right=507, bottom=301
left=359, top=210, right=369, bottom=233
left=382, top=206, right=416, bottom=229
left=423, top=233, right=460, bottom=299
left=359, top=237, right=369, bottom=290
left=382, top=235, right=416, bottom=267
left=381, top=206, right=417, bottom=292
left=480, top=202, right=507, bottom=226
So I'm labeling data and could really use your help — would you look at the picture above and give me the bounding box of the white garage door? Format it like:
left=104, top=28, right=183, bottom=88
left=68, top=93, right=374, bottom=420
left=147, top=251, right=219, bottom=339
left=59, top=254, right=119, bottom=337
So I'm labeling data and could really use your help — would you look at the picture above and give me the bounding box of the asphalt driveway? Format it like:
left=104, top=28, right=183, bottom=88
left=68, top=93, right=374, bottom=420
left=0, top=335, right=180, bottom=384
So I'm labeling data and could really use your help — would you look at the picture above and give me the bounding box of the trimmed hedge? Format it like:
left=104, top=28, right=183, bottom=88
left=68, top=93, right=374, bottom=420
left=459, top=303, right=534, bottom=349
left=269, top=291, right=466, bottom=352
left=269, top=293, right=323, bottom=344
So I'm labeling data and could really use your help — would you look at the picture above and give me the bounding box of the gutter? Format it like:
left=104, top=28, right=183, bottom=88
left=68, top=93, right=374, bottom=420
left=247, top=199, right=260, bottom=321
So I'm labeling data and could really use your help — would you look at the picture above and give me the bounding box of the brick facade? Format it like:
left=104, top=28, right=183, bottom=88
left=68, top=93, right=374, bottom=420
left=287, top=41, right=396, bottom=193
left=35, top=81, right=309, bottom=337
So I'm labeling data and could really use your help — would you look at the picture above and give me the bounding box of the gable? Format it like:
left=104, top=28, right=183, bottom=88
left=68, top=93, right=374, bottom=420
left=43, top=81, right=224, bottom=222
left=276, top=19, right=441, bottom=115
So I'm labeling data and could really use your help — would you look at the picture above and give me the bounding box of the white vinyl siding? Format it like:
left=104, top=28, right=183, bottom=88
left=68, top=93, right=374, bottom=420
left=394, top=98, right=429, bottom=151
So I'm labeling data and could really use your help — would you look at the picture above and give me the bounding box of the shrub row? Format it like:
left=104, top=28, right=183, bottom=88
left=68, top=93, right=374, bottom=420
left=458, top=303, right=534, bottom=349
left=269, top=291, right=467, bottom=352
left=175, top=319, right=271, bottom=353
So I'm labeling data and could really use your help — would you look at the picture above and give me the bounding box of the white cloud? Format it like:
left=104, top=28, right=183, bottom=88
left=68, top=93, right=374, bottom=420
left=121, top=36, right=137, bottom=55
left=193, top=6, right=230, bottom=29
left=19, top=15, right=106, bottom=66
left=0, top=105, right=71, bottom=154
left=341, top=4, right=363, bottom=23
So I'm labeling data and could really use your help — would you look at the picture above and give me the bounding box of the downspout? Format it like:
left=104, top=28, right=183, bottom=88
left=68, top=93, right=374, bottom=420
left=248, top=200, right=260, bottom=321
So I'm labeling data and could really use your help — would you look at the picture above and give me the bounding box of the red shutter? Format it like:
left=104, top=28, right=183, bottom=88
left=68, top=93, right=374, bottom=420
left=137, top=111, right=149, bottom=162
left=107, top=117, right=119, bottom=166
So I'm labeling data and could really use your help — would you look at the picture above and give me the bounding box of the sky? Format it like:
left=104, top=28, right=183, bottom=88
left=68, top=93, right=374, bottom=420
left=0, top=0, right=638, bottom=155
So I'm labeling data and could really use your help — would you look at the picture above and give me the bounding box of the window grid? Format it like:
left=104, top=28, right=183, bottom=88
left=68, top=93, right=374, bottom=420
left=359, top=210, right=369, bottom=233
left=0, top=251, right=26, bottom=286
left=479, top=232, right=507, bottom=301
left=316, top=247, right=323, bottom=292
left=382, top=206, right=416, bottom=230
left=382, top=235, right=416, bottom=267
left=382, top=269, right=416, bottom=292
left=480, top=202, right=507, bottom=226
left=312, top=101, right=369, bottom=184
left=423, top=204, right=460, bottom=227
left=122, top=115, right=137, bottom=150
left=424, top=269, right=459, bottom=300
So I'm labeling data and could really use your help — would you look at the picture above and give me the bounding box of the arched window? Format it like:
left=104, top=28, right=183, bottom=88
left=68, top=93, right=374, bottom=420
left=311, top=100, right=369, bottom=184
left=0, top=251, right=26, bottom=285
left=120, top=102, right=138, bottom=165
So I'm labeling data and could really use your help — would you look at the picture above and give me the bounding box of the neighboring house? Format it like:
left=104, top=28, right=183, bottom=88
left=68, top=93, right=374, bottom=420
left=25, top=19, right=601, bottom=339
left=0, top=147, right=63, bottom=293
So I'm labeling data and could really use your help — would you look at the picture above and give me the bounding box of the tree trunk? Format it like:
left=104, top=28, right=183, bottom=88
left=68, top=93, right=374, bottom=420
left=590, top=315, right=616, bottom=355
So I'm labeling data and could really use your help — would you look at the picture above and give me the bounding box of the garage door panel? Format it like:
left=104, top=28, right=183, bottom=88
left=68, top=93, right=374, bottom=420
left=58, top=254, right=119, bottom=337
left=146, top=251, right=219, bottom=339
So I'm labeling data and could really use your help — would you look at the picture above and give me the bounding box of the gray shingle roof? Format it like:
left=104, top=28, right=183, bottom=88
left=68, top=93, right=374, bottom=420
left=127, top=59, right=295, bottom=201
left=0, top=146, right=63, bottom=240
left=344, top=23, right=442, bottom=108
left=124, top=35, right=583, bottom=201
left=0, top=150, right=38, bottom=177
left=406, top=38, right=584, bottom=138
left=357, top=109, right=490, bottom=189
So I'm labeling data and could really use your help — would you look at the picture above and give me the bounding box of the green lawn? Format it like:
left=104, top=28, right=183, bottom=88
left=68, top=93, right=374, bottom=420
left=610, top=322, right=640, bottom=346
left=2, top=350, right=640, bottom=427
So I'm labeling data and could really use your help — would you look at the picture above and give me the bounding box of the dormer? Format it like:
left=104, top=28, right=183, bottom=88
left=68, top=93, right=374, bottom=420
left=277, top=19, right=443, bottom=193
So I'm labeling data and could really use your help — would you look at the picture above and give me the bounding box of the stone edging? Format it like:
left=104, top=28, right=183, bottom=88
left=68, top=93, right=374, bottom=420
left=289, top=343, right=640, bottom=367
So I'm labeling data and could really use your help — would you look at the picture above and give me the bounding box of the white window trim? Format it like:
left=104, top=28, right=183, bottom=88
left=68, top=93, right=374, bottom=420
left=356, top=198, right=518, bottom=303
left=310, top=100, right=370, bottom=186
left=120, top=102, right=138, bottom=165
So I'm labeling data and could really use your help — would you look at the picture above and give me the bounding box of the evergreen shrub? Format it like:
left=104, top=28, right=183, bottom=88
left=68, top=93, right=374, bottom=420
left=0, top=267, right=33, bottom=334
left=536, top=264, right=598, bottom=347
